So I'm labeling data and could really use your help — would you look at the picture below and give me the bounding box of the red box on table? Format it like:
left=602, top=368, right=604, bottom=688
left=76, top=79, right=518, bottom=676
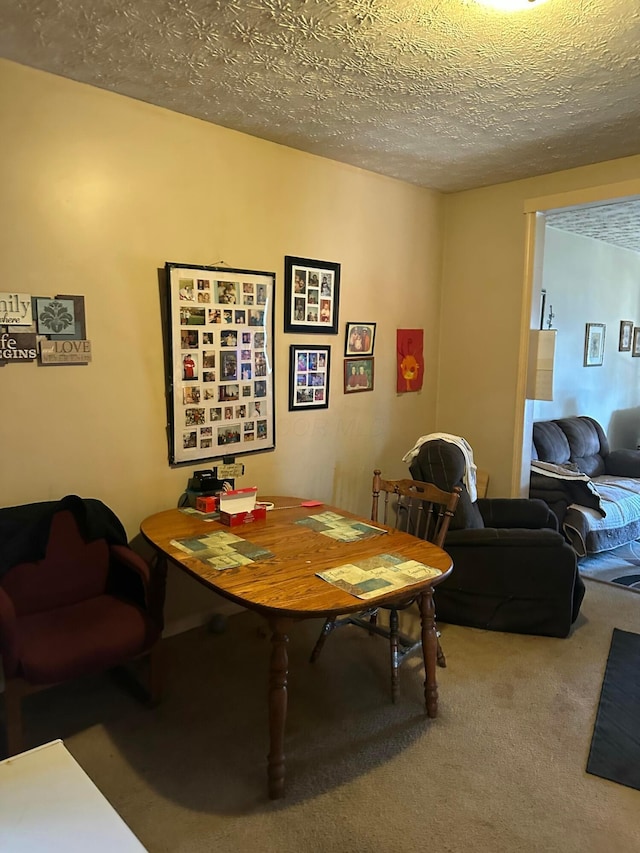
left=219, top=506, right=267, bottom=527
left=195, top=495, right=218, bottom=513
left=218, top=486, right=266, bottom=526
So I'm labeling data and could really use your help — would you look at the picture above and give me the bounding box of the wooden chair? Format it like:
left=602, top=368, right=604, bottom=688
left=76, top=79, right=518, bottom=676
left=310, top=470, right=460, bottom=703
left=476, top=468, right=490, bottom=500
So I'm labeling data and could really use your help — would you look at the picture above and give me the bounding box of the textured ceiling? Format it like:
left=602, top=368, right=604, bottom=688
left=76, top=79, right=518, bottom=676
left=547, top=200, right=640, bottom=254
left=1, top=0, right=640, bottom=246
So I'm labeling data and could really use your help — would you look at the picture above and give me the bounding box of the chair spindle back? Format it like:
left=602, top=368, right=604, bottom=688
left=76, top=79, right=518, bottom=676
left=371, top=469, right=461, bottom=547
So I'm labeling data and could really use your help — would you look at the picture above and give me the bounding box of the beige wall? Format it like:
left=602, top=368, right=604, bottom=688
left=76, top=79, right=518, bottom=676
left=440, top=155, right=640, bottom=496
left=0, top=60, right=443, bottom=628
left=3, top=57, right=640, bottom=626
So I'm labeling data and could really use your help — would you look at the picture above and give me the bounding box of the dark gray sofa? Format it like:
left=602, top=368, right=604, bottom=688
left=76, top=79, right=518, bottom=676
left=530, top=415, right=640, bottom=555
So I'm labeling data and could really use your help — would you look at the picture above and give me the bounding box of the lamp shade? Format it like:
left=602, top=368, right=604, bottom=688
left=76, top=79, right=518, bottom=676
left=527, top=329, right=556, bottom=401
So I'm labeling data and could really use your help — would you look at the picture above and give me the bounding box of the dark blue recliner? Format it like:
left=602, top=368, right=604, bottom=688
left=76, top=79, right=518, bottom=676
left=410, top=440, right=585, bottom=638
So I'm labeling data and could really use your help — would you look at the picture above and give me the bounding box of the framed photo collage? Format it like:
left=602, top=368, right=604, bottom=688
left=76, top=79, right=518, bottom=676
left=166, top=263, right=275, bottom=465
left=284, top=255, right=342, bottom=411
left=165, top=254, right=374, bottom=464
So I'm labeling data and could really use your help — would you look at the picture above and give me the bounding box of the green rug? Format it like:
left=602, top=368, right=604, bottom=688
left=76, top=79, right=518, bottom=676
left=578, top=540, right=640, bottom=592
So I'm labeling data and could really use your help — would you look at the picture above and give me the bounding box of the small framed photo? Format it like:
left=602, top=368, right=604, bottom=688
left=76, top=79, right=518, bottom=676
left=633, top=328, right=640, bottom=358
left=345, top=322, right=376, bottom=357
left=619, top=320, right=633, bottom=352
left=284, top=256, right=340, bottom=334
left=289, top=344, right=331, bottom=410
left=344, top=357, right=374, bottom=393
left=584, top=323, right=606, bottom=367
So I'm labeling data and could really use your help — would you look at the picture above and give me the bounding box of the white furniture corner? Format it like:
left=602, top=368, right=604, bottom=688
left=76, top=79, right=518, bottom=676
left=0, top=739, right=146, bottom=851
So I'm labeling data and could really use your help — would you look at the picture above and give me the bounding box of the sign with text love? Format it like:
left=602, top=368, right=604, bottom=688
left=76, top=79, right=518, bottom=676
left=40, top=339, right=92, bottom=364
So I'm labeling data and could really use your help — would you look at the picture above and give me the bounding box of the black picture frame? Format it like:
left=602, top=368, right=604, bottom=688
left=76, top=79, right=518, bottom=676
left=345, top=322, right=376, bottom=356
left=289, top=344, right=330, bottom=410
left=583, top=322, right=605, bottom=367
left=165, top=261, right=276, bottom=464
left=344, top=357, right=374, bottom=393
left=284, top=255, right=340, bottom=334
left=619, top=320, right=633, bottom=352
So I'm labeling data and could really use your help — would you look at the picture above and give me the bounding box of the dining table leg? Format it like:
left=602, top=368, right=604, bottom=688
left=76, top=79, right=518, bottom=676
left=150, top=553, right=168, bottom=632
left=419, top=588, right=438, bottom=718
left=267, top=615, right=294, bottom=799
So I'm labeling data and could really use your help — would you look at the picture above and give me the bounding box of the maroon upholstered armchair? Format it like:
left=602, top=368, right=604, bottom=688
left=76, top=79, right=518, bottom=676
left=0, top=496, right=163, bottom=756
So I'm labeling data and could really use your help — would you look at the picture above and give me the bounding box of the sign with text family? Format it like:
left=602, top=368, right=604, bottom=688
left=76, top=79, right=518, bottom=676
left=0, top=292, right=33, bottom=326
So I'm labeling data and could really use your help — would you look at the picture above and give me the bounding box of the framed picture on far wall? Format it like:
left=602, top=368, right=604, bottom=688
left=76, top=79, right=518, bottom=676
left=344, top=357, right=374, bottom=393
left=289, top=344, right=331, bottom=410
left=633, top=327, right=640, bottom=358
left=584, top=323, right=606, bottom=367
left=165, top=261, right=276, bottom=464
left=345, top=322, right=376, bottom=357
left=619, top=320, right=633, bottom=352
left=284, top=255, right=340, bottom=334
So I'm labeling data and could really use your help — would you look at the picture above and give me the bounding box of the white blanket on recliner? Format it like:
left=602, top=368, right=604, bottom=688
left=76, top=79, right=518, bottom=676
left=402, top=432, right=478, bottom=502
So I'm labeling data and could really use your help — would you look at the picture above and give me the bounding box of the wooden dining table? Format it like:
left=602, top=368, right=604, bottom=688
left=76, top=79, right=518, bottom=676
left=140, top=497, right=453, bottom=799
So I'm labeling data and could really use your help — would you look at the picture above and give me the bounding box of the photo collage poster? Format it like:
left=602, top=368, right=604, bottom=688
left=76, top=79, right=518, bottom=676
left=167, top=263, right=275, bottom=464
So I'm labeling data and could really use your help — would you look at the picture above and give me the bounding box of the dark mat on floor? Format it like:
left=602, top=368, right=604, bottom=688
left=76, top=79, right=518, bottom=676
left=587, top=628, right=640, bottom=791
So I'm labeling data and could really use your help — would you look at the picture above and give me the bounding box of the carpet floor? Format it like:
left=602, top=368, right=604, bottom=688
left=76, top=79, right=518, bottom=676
left=578, top=539, right=640, bottom=591
left=3, top=578, right=640, bottom=853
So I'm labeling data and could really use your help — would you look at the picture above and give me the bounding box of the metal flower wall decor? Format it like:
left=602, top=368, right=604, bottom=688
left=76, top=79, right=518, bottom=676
left=36, top=299, right=75, bottom=335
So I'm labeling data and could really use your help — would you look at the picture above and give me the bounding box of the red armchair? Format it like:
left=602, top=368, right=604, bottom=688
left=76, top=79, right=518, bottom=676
left=0, top=496, right=163, bottom=756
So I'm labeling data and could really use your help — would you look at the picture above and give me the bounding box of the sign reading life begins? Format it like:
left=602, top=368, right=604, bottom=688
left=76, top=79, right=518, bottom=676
left=0, top=332, right=37, bottom=362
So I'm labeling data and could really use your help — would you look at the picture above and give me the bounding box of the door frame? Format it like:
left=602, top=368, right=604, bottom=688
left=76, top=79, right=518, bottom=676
left=513, top=178, right=640, bottom=495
